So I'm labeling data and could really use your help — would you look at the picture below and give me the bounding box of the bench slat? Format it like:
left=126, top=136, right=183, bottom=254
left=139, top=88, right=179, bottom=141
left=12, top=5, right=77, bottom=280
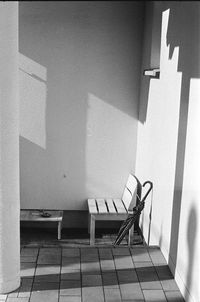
left=126, top=174, right=137, bottom=193
left=122, top=188, right=133, bottom=211
left=106, top=199, right=117, bottom=213
left=88, top=199, right=98, bottom=214
left=113, top=199, right=127, bottom=214
left=122, top=174, right=138, bottom=211
left=96, top=199, right=108, bottom=213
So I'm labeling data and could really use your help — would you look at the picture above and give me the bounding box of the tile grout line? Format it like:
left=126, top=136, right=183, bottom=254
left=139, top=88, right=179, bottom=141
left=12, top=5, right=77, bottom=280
left=30, top=247, right=40, bottom=302
left=98, top=247, right=106, bottom=302
left=112, top=247, right=123, bottom=302
left=79, top=248, right=83, bottom=302
left=58, top=246, right=62, bottom=302
left=130, top=246, right=146, bottom=302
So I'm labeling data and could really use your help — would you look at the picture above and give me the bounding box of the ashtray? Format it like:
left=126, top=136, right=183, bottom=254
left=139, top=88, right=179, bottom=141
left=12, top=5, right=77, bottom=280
left=41, top=211, right=51, bottom=218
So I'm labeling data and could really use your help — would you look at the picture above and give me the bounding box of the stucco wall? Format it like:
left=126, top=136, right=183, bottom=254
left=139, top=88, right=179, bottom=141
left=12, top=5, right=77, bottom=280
left=0, top=2, right=20, bottom=293
left=136, top=2, right=200, bottom=302
left=19, top=1, right=144, bottom=210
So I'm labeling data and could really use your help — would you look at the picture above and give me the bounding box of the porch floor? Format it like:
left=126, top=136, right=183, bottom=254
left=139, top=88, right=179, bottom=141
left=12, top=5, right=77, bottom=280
left=1, top=228, right=185, bottom=301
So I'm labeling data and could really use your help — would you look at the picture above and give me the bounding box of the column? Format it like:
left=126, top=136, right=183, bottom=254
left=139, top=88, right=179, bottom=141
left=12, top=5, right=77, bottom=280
left=0, top=2, right=20, bottom=293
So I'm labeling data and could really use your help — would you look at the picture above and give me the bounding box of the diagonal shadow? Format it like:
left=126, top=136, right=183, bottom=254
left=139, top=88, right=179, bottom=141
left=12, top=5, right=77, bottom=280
left=17, top=264, right=175, bottom=293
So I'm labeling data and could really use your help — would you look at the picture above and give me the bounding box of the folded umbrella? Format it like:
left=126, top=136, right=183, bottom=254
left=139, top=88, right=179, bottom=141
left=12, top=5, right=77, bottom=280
left=113, top=180, right=153, bottom=246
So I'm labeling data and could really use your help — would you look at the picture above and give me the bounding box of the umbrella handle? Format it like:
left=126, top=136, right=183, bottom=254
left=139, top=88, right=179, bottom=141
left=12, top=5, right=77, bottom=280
left=142, top=181, right=153, bottom=202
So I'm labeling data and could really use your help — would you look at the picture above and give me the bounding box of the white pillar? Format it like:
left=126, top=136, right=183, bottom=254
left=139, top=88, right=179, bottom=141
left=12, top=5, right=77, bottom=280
left=0, top=2, right=20, bottom=293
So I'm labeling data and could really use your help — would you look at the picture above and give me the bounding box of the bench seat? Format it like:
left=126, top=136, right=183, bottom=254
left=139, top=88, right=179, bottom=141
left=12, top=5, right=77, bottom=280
left=87, top=174, right=141, bottom=245
left=20, top=209, right=64, bottom=240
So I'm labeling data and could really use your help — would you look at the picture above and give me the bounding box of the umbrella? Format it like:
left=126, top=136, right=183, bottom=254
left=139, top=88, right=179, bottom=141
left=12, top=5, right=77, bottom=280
left=113, top=180, right=153, bottom=246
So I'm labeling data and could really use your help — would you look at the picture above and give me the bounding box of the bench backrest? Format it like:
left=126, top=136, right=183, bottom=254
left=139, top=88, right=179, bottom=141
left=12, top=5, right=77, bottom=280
left=122, top=174, right=139, bottom=211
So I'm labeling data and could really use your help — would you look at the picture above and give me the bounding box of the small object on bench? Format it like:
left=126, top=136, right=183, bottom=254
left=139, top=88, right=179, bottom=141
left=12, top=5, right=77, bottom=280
left=20, top=209, right=64, bottom=240
left=40, top=210, right=51, bottom=218
left=87, top=174, right=141, bottom=246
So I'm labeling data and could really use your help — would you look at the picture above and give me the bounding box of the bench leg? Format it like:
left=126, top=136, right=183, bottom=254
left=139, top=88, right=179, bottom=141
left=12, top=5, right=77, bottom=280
left=90, top=215, right=95, bottom=245
left=128, top=224, right=134, bottom=246
left=88, top=215, right=90, bottom=234
left=58, top=221, right=62, bottom=240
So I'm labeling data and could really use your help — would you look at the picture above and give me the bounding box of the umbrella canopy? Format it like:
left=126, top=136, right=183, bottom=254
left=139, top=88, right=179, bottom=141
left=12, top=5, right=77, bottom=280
left=113, top=180, right=153, bottom=246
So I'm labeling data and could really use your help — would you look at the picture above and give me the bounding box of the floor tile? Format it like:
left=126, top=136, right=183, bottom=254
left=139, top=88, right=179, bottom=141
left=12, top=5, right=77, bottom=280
left=140, top=280, right=162, bottom=290
left=30, top=289, right=59, bottom=302
left=120, top=283, right=144, bottom=300
left=82, top=286, right=104, bottom=302
left=81, top=260, right=101, bottom=274
left=102, top=272, right=119, bottom=288
left=112, top=247, right=130, bottom=256
left=7, top=288, right=19, bottom=298
left=100, top=259, right=115, bottom=272
left=82, top=274, right=102, bottom=287
left=81, top=253, right=99, bottom=262
left=6, top=298, right=30, bottom=302
left=0, top=294, right=7, bottom=301
left=37, top=253, right=61, bottom=265
left=20, top=256, right=37, bottom=263
left=62, top=257, right=80, bottom=270
left=60, top=280, right=81, bottom=296
left=148, top=248, right=167, bottom=265
left=39, top=248, right=61, bottom=255
left=61, top=269, right=81, bottom=280
left=21, top=248, right=39, bottom=257
left=114, top=255, right=134, bottom=269
left=34, top=264, right=60, bottom=282
left=59, top=296, right=81, bottom=302
left=20, top=262, right=36, bottom=278
left=62, top=248, right=80, bottom=257
left=155, top=265, right=173, bottom=280
left=134, top=261, right=154, bottom=268
left=117, top=269, right=138, bottom=283
left=32, top=282, right=59, bottom=291
left=143, top=289, right=167, bottom=301
left=80, top=248, right=98, bottom=257
left=104, top=287, right=122, bottom=301
left=136, top=266, right=159, bottom=282
left=161, top=280, right=180, bottom=291
left=18, top=278, right=33, bottom=297
left=99, top=248, right=113, bottom=259
left=130, top=247, right=151, bottom=262
left=165, top=290, right=185, bottom=302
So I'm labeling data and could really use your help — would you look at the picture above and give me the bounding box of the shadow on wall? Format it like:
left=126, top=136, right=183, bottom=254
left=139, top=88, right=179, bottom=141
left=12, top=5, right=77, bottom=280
left=136, top=4, right=183, bottom=248
left=136, top=7, right=199, bottom=299
left=19, top=48, right=88, bottom=210
left=166, top=2, right=200, bottom=273
left=19, top=53, right=47, bottom=149
left=185, top=205, right=197, bottom=301
left=19, top=1, right=144, bottom=210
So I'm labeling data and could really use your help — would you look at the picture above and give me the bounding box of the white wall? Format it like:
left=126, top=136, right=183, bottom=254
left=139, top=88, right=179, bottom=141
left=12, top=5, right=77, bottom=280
left=19, top=2, right=144, bottom=210
left=0, top=2, right=20, bottom=293
left=136, top=2, right=200, bottom=302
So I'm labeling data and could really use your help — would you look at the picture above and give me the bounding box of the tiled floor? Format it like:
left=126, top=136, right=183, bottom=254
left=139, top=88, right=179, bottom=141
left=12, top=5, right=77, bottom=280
left=20, top=227, right=143, bottom=247
left=1, top=244, right=185, bottom=302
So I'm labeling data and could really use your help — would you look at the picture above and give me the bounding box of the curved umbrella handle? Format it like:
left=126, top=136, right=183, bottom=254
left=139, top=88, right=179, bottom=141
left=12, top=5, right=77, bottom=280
left=142, top=181, right=153, bottom=202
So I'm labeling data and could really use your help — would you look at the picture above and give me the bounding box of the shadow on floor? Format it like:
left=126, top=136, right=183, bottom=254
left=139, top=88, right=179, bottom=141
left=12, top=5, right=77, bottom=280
left=8, top=246, right=185, bottom=302
left=20, top=227, right=144, bottom=247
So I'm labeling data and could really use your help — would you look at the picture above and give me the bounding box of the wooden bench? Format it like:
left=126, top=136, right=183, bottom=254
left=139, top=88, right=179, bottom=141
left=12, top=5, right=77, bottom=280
left=87, top=174, right=141, bottom=245
left=20, top=209, right=64, bottom=240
